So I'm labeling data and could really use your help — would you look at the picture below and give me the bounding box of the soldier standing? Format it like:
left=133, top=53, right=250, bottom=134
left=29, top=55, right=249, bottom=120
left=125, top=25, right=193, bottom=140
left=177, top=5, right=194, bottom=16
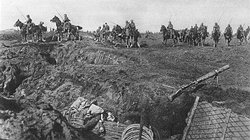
left=96, top=26, right=101, bottom=41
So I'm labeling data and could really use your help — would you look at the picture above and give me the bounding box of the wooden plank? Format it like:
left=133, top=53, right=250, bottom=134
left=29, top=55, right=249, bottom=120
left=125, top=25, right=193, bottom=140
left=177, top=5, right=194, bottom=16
left=182, top=96, right=200, bottom=140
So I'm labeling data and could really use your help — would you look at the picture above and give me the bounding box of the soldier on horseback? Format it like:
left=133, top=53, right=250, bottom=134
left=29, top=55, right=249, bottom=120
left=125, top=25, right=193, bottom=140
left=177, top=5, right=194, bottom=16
left=237, top=25, right=244, bottom=45
left=104, top=23, right=110, bottom=31
left=38, top=22, right=44, bottom=28
left=199, top=23, right=206, bottom=31
left=237, top=25, right=244, bottom=33
left=130, top=20, right=136, bottom=31
left=125, top=21, right=130, bottom=29
left=25, top=15, right=32, bottom=34
left=212, top=22, right=221, bottom=36
left=224, top=24, right=233, bottom=46
left=63, top=14, right=71, bottom=32
left=224, top=24, right=232, bottom=35
left=167, top=21, right=174, bottom=37
left=212, top=22, right=221, bottom=47
left=194, top=24, right=198, bottom=31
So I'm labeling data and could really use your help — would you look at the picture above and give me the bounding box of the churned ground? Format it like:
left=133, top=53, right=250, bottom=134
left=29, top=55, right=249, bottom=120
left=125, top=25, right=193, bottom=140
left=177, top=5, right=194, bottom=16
left=0, top=30, right=250, bottom=139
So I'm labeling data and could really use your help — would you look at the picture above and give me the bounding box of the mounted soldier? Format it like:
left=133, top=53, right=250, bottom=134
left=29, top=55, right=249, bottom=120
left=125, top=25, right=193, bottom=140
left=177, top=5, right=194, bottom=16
left=212, top=22, right=221, bottom=35
left=237, top=25, right=244, bottom=33
left=167, top=21, right=174, bottom=37
left=212, top=22, right=221, bottom=47
left=197, top=23, right=208, bottom=46
left=130, top=20, right=136, bottom=31
left=25, top=15, right=33, bottom=34
left=237, top=25, right=244, bottom=45
left=104, top=23, right=110, bottom=32
left=63, top=14, right=71, bottom=32
left=199, top=23, right=205, bottom=31
left=38, top=22, right=44, bottom=29
left=224, top=24, right=232, bottom=35
left=125, top=20, right=132, bottom=47
left=224, top=24, right=233, bottom=46
left=193, top=24, right=198, bottom=34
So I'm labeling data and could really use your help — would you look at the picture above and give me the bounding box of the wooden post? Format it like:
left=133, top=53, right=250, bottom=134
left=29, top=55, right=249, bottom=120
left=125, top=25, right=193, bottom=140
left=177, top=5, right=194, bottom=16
left=182, top=96, right=200, bottom=140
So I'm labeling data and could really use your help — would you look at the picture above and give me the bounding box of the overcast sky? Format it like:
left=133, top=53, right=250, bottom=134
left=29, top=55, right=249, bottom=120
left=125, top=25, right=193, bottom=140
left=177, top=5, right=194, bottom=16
left=1, top=0, right=250, bottom=32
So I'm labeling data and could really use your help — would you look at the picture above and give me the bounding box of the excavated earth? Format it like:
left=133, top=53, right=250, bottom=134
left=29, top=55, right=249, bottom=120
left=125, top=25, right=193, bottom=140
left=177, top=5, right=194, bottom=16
left=0, top=31, right=250, bottom=140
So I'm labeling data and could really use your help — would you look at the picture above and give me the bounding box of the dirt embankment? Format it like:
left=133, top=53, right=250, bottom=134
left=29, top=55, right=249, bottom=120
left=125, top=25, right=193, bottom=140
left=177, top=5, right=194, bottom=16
left=0, top=31, right=250, bottom=140
left=0, top=37, right=196, bottom=139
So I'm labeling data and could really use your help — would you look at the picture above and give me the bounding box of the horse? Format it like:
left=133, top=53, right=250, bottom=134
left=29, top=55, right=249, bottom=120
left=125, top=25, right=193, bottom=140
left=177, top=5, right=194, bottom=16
left=191, top=28, right=199, bottom=46
left=212, top=30, right=221, bottom=47
left=50, top=16, right=82, bottom=41
left=63, top=22, right=82, bottom=40
left=244, top=26, right=250, bottom=43
left=224, top=29, right=233, bottom=46
left=179, top=29, right=187, bottom=43
left=111, top=25, right=126, bottom=43
left=160, top=25, right=179, bottom=46
left=236, top=29, right=244, bottom=45
left=50, top=16, right=64, bottom=41
left=100, top=28, right=111, bottom=42
left=197, top=27, right=208, bottom=46
left=14, top=19, right=46, bottom=42
left=130, top=29, right=141, bottom=48
left=34, top=25, right=47, bottom=42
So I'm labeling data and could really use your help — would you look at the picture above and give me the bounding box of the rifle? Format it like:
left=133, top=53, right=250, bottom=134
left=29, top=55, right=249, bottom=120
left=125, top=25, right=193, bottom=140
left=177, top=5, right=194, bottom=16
left=16, top=7, right=27, bottom=20
left=109, top=21, right=119, bottom=26
left=169, top=14, right=172, bottom=22
left=55, top=9, right=63, bottom=20
left=168, top=65, right=230, bottom=102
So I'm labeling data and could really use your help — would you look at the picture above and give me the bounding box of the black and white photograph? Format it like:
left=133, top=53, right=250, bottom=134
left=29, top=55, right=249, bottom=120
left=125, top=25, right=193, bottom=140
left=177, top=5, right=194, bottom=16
left=0, top=0, right=250, bottom=139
